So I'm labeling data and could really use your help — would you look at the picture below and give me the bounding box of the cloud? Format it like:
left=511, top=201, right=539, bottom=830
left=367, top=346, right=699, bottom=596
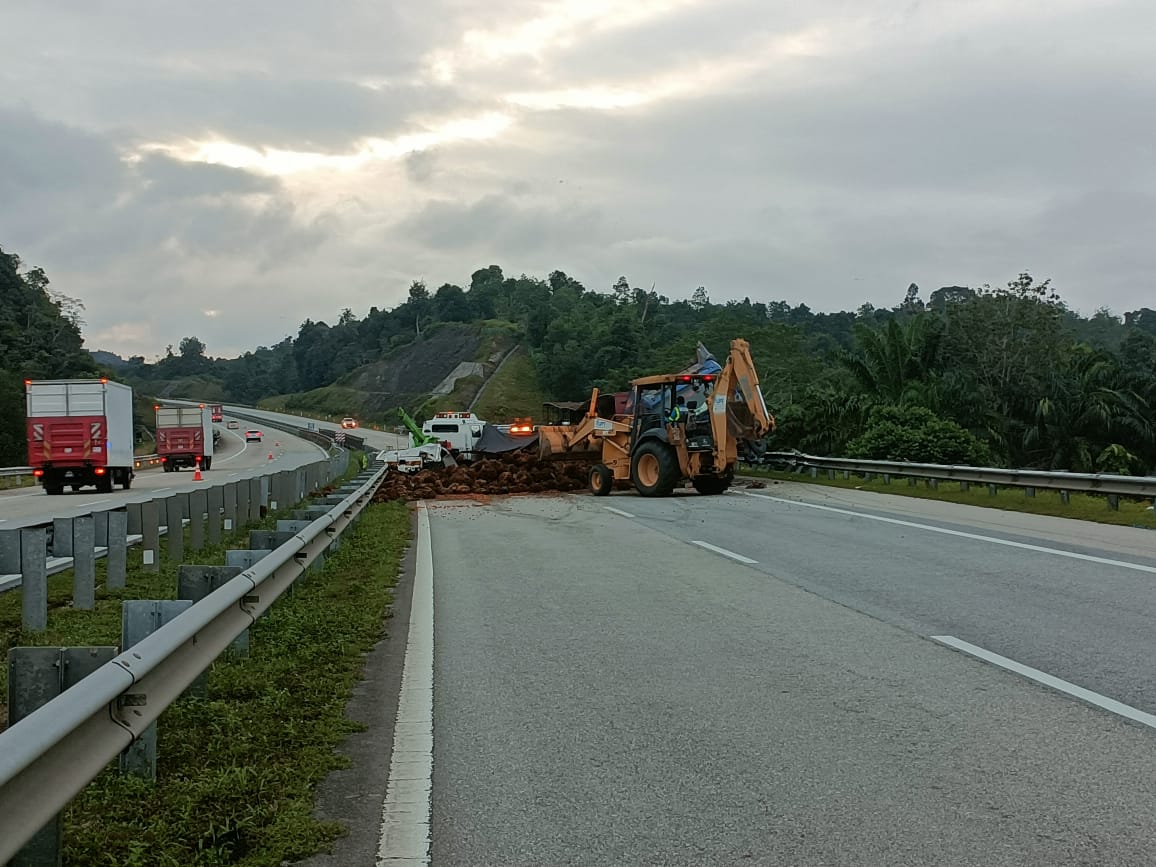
left=2, top=0, right=1155, bottom=357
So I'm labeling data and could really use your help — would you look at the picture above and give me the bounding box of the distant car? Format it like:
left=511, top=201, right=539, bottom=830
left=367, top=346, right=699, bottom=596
left=227, top=420, right=240, bottom=430
left=245, top=429, right=263, bottom=442
left=341, top=417, right=358, bottom=429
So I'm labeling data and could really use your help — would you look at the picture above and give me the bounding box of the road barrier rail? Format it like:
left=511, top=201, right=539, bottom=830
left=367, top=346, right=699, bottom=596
left=0, top=462, right=386, bottom=862
left=754, top=451, right=1156, bottom=501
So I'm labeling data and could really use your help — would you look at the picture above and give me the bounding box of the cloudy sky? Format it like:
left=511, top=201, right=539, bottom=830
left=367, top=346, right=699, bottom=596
left=2, top=0, right=1153, bottom=358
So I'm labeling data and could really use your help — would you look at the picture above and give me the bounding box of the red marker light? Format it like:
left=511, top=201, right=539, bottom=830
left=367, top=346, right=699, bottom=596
left=95, top=467, right=106, bottom=475
left=33, top=469, right=44, bottom=477
left=702, top=375, right=715, bottom=382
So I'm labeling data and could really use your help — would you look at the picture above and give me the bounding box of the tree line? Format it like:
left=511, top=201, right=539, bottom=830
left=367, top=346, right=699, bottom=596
left=2, top=243, right=1154, bottom=474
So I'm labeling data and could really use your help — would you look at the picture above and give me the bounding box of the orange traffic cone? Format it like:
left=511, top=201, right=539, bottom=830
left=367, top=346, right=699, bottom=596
left=268, top=452, right=274, bottom=461
left=193, top=459, right=203, bottom=481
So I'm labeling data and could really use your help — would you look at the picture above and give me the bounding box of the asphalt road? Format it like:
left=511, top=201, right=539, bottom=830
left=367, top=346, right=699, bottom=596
left=0, top=414, right=327, bottom=529
left=328, top=488, right=1156, bottom=866
left=222, top=404, right=408, bottom=452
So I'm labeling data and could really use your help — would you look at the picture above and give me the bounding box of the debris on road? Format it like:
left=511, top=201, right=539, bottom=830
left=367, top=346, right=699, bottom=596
left=373, top=450, right=591, bottom=502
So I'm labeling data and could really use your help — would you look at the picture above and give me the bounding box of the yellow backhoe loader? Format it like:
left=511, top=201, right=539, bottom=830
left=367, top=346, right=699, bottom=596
left=537, top=338, right=775, bottom=496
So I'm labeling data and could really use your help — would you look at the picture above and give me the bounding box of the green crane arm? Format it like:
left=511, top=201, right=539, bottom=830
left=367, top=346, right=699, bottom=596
left=399, top=408, right=436, bottom=446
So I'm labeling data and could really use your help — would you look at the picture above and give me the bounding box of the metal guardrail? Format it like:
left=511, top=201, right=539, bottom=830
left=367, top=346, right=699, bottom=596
left=0, top=463, right=386, bottom=862
left=755, top=451, right=1156, bottom=499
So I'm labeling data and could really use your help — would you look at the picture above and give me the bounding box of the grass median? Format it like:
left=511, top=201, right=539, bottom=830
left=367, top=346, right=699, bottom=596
left=742, top=467, right=1156, bottom=531
left=57, top=500, right=410, bottom=867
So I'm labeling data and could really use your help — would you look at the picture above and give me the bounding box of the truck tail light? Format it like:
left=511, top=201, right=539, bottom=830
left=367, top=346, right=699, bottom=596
left=95, top=467, right=107, bottom=475
left=33, top=469, right=43, bottom=477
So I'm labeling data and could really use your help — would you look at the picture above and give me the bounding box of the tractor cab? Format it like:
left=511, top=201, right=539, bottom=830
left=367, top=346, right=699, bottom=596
left=630, top=372, right=718, bottom=453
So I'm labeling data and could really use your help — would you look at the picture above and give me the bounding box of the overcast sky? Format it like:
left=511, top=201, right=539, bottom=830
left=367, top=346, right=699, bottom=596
left=2, top=0, right=1153, bottom=358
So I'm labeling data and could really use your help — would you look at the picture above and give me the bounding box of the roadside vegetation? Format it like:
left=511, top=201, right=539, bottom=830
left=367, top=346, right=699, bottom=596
left=0, top=500, right=410, bottom=865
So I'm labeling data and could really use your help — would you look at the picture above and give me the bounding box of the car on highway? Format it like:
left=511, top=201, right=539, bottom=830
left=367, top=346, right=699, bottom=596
left=245, top=429, right=263, bottom=442
left=341, top=417, right=358, bottom=429
left=226, top=420, right=239, bottom=430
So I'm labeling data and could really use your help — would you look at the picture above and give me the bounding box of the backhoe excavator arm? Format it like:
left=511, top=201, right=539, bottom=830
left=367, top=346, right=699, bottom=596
left=399, top=408, right=436, bottom=447
left=710, top=338, right=775, bottom=465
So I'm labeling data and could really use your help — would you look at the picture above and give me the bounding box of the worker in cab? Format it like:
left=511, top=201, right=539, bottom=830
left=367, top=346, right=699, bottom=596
left=667, top=396, right=687, bottom=424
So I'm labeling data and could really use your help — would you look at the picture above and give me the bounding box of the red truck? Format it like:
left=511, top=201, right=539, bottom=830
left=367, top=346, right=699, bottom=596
left=210, top=404, right=224, bottom=423
left=26, top=378, right=136, bottom=494
left=155, top=405, right=215, bottom=472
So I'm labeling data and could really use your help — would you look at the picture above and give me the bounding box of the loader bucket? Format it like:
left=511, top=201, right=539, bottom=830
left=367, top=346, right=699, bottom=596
left=537, top=425, right=601, bottom=462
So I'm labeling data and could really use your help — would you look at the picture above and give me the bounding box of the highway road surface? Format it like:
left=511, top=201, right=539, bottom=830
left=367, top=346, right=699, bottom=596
left=0, top=413, right=328, bottom=529
left=306, top=481, right=1156, bottom=866
left=223, top=404, right=408, bottom=452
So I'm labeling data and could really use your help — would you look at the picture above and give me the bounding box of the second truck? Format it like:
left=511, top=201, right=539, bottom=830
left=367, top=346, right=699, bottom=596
left=155, top=404, right=215, bottom=472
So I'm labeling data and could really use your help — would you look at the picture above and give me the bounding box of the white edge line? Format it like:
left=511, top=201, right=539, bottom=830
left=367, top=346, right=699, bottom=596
left=377, top=502, right=433, bottom=866
left=602, top=506, right=635, bottom=519
left=691, top=540, right=758, bottom=565
left=738, top=491, right=1156, bottom=576
left=932, top=635, right=1156, bottom=731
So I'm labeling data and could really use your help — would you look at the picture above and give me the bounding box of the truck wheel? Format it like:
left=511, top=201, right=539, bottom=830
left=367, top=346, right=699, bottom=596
left=71, top=484, right=82, bottom=492
left=98, top=475, right=114, bottom=494
left=44, top=483, right=63, bottom=495
left=631, top=441, right=679, bottom=497
left=121, top=472, right=133, bottom=490
left=692, top=474, right=732, bottom=495
left=589, top=463, right=613, bottom=496
left=202, top=457, right=212, bottom=471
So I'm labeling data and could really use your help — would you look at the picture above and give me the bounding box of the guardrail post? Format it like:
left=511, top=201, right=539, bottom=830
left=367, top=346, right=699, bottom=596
left=20, top=527, right=48, bottom=632
left=141, top=500, right=160, bottom=571
left=928, top=479, right=939, bottom=490
left=166, top=496, right=184, bottom=563
left=988, top=484, right=997, bottom=497
left=1060, top=489, right=1070, bottom=505
left=224, top=482, right=239, bottom=531
left=1107, top=494, right=1119, bottom=511
left=907, top=477, right=916, bottom=487
left=207, top=485, right=223, bottom=544
left=0, top=528, right=20, bottom=575
left=107, top=509, right=128, bottom=590
left=127, top=501, right=143, bottom=536
left=250, top=478, right=263, bottom=521
left=7, top=645, right=118, bottom=866
left=189, top=489, right=207, bottom=552
left=93, top=510, right=109, bottom=549
left=73, top=515, right=96, bottom=611
left=119, top=600, right=194, bottom=779
left=961, top=481, right=970, bottom=492
left=225, top=549, right=272, bottom=570
left=51, top=517, right=74, bottom=558
left=236, top=481, right=251, bottom=529
left=178, top=565, right=247, bottom=672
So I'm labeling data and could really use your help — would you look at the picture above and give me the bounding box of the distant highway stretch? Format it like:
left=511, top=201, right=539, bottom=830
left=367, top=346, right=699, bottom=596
left=347, top=479, right=1156, bottom=865
left=220, top=405, right=408, bottom=452
left=0, top=413, right=328, bottom=529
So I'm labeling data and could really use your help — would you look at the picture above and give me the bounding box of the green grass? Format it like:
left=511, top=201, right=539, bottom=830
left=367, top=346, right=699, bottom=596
left=744, top=467, right=1156, bottom=530
left=56, top=501, right=410, bottom=866
left=0, top=474, right=35, bottom=490
left=471, top=347, right=545, bottom=421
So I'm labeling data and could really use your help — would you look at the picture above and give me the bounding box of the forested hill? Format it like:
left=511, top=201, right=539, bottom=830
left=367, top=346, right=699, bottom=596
left=0, top=246, right=98, bottom=464
left=113, top=265, right=1156, bottom=475
left=2, top=243, right=1154, bottom=474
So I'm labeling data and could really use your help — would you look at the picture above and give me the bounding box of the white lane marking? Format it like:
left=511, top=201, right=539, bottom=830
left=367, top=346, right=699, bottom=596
left=154, top=488, right=172, bottom=494
left=932, top=635, right=1156, bottom=731
left=738, top=491, right=1156, bottom=576
left=691, top=540, right=758, bottom=565
left=603, top=506, right=635, bottom=518
left=215, top=438, right=248, bottom=464
left=377, top=503, right=434, bottom=866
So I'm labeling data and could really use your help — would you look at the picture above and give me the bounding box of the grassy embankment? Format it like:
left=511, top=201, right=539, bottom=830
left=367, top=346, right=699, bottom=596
left=0, top=481, right=411, bottom=865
